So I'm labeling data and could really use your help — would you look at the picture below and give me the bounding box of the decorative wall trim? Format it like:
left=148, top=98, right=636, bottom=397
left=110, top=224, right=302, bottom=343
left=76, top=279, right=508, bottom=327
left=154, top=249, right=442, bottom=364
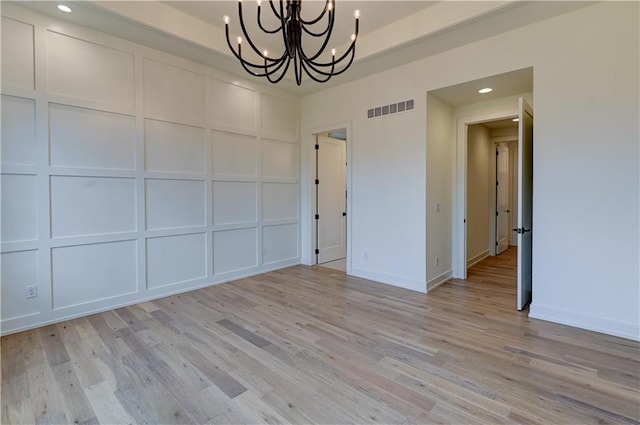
left=467, top=250, right=489, bottom=268
left=0, top=5, right=300, bottom=335
left=351, top=267, right=426, bottom=293
left=1, top=258, right=300, bottom=336
left=529, top=303, right=640, bottom=342
left=427, top=270, right=452, bottom=292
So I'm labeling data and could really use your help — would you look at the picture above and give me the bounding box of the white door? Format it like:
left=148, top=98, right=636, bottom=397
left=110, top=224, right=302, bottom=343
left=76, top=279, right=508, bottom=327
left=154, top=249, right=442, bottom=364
left=517, top=98, right=534, bottom=310
left=496, top=143, right=510, bottom=255
left=317, top=135, right=346, bottom=263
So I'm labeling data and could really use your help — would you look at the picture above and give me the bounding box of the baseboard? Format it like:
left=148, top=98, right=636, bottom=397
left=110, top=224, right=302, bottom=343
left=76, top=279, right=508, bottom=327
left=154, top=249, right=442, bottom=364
left=1, top=259, right=300, bottom=336
left=467, top=250, right=489, bottom=268
left=427, top=270, right=452, bottom=292
left=350, top=267, right=426, bottom=293
left=529, top=304, right=640, bottom=342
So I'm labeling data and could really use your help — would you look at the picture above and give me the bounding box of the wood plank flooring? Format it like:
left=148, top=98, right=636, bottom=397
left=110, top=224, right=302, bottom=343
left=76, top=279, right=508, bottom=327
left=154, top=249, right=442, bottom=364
left=2, top=249, right=639, bottom=424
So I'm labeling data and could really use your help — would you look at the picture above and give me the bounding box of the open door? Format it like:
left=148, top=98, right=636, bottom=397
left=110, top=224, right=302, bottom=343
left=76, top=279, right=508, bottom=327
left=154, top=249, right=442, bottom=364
left=316, top=135, right=347, bottom=264
left=516, top=98, right=533, bottom=310
left=496, top=143, right=510, bottom=255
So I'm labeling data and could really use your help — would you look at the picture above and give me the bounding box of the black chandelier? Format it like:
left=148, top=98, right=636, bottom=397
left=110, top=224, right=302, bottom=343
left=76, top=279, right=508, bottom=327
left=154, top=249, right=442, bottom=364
left=223, top=0, right=360, bottom=85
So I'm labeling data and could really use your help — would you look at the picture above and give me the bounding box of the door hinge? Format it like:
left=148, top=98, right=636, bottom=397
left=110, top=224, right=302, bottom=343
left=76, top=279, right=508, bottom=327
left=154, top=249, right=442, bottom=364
left=496, top=241, right=499, bottom=246
left=496, top=181, right=499, bottom=186
left=496, top=150, right=499, bottom=156
left=315, top=214, right=319, bottom=220
left=315, top=249, right=320, bottom=255
left=315, top=144, right=319, bottom=150
left=315, top=179, right=319, bottom=185
left=342, top=212, right=346, bottom=217
left=496, top=211, right=499, bottom=217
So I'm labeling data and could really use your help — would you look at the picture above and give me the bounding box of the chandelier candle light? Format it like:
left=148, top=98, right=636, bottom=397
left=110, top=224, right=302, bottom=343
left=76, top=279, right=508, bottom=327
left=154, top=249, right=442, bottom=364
left=224, top=0, right=360, bottom=85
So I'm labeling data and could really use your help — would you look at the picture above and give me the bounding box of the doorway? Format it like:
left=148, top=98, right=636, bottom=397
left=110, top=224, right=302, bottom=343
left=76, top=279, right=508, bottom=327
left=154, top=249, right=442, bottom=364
left=465, top=122, right=517, bottom=263
left=314, top=130, right=348, bottom=272
left=456, top=98, right=534, bottom=310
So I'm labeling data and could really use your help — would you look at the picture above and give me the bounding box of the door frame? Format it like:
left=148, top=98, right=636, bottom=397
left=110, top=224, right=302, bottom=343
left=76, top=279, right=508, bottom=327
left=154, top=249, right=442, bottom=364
left=316, top=135, right=347, bottom=264
left=493, top=139, right=517, bottom=255
left=302, top=122, right=353, bottom=274
left=453, top=109, right=517, bottom=279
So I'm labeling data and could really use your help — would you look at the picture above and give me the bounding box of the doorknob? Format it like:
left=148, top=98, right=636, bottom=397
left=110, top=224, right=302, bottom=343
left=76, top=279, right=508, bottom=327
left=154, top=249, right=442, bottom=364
left=507, top=209, right=511, bottom=213
left=513, top=227, right=531, bottom=234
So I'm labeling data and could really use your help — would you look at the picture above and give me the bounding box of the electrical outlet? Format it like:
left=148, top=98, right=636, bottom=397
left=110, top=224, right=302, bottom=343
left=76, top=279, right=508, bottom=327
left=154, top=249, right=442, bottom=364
left=26, top=285, right=37, bottom=299
left=435, top=256, right=440, bottom=266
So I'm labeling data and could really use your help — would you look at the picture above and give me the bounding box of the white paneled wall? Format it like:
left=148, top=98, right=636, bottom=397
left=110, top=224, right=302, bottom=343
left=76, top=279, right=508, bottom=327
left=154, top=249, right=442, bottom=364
left=0, top=5, right=300, bottom=334
left=2, top=95, right=36, bottom=165
left=1, top=17, right=35, bottom=91
left=49, top=104, right=137, bottom=170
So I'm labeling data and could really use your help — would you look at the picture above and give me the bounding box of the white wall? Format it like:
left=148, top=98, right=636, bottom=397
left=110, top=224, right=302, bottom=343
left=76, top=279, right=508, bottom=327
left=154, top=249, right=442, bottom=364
left=301, top=90, right=427, bottom=292
left=426, top=94, right=453, bottom=289
left=301, top=2, right=639, bottom=340
left=507, top=140, right=518, bottom=246
left=466, top=124, right=491, bottom=264
left=0, top=5, right=300, bottom=335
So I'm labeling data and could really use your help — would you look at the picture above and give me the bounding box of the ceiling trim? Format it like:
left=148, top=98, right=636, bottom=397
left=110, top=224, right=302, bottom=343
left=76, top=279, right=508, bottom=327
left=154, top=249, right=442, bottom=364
left=88, top=1, right=517, bottom=82
left=16, top=1, right=594, bottom=95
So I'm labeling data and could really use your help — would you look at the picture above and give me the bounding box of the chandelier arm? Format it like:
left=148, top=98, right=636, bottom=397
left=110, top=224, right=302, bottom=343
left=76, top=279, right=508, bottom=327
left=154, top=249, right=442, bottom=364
left=240, top=53, right=290, bottom=74
left=262, top=55, right=290, bottom=76
left=299, top=8, right=335, bottom=62
left=238, top=49, right=290, bottom=77
left=226, top=24, right=288, bottom=66
left=238, top=1, right=273, bottom=59
left=300, top=57, right=335, bottom=83
left=269, top=0, right=284, bottom=20
left=266, top=49, right=291, bottom=63
left=306, top=36, right=355, bottom=67
left=257, top=4, right=284, bottom=34
left=225, top=24, right=246, bottom=62
left=266, top=56, right=292, bottom=83
left=300, top=10, right=333, bottom=37
left=227, top=29, right=290, bottom=76
left=306, top=17, right=357, bottom=66
left=298, top=0, right=330, bottom=25
left=300, top=24, right=331, bottom=38
left=304, top=46, right=354, bottom=77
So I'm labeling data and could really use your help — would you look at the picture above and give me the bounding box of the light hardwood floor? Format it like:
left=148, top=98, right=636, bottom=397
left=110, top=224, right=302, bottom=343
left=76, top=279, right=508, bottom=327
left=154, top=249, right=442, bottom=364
left=2, top=249, right=639, bottom=424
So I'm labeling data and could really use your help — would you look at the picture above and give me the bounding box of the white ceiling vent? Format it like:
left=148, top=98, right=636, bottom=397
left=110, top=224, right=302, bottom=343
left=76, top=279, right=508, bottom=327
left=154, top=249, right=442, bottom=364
left=367, top=99, right=414, bottom=119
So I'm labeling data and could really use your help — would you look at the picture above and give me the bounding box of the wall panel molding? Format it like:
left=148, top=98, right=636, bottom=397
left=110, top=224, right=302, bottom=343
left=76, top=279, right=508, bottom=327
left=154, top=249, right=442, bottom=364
left=0, top=4, right=300, bottom=335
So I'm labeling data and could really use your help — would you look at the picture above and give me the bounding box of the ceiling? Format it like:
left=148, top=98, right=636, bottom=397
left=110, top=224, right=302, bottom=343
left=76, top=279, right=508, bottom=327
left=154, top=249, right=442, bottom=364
left=18, top=1, right=590, bottom=95
left=429, top=67, right=533, bottom=108
left=165, top=1, right=438, bottom=47
left=164, top=1, right=437, bottom=62
left=481, top=118, right=518, bottom=130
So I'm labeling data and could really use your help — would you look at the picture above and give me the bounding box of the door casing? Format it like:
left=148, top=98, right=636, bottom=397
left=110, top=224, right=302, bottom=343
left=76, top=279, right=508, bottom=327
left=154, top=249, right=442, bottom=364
left=454, top=109, right=518, bottom=280
left=302, top=122, right=353, bottom=274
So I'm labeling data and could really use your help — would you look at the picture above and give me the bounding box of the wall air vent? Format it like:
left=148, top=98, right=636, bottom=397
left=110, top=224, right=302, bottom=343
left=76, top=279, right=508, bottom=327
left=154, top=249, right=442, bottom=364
left=367, top=99, right=414, bottom=119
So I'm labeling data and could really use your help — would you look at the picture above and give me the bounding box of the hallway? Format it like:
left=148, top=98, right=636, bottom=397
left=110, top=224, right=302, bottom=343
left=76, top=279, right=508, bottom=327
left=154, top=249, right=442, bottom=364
left=467, top=247, right=517, bottom=290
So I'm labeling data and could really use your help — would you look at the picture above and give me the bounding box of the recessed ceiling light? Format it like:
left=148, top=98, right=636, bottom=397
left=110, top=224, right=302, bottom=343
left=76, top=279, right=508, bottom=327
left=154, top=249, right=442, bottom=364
left=478, top=88, right=493, bottom=94
left=57, top=4, right=72, bottom=13
left=512, top=118, right=520, bottom=122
